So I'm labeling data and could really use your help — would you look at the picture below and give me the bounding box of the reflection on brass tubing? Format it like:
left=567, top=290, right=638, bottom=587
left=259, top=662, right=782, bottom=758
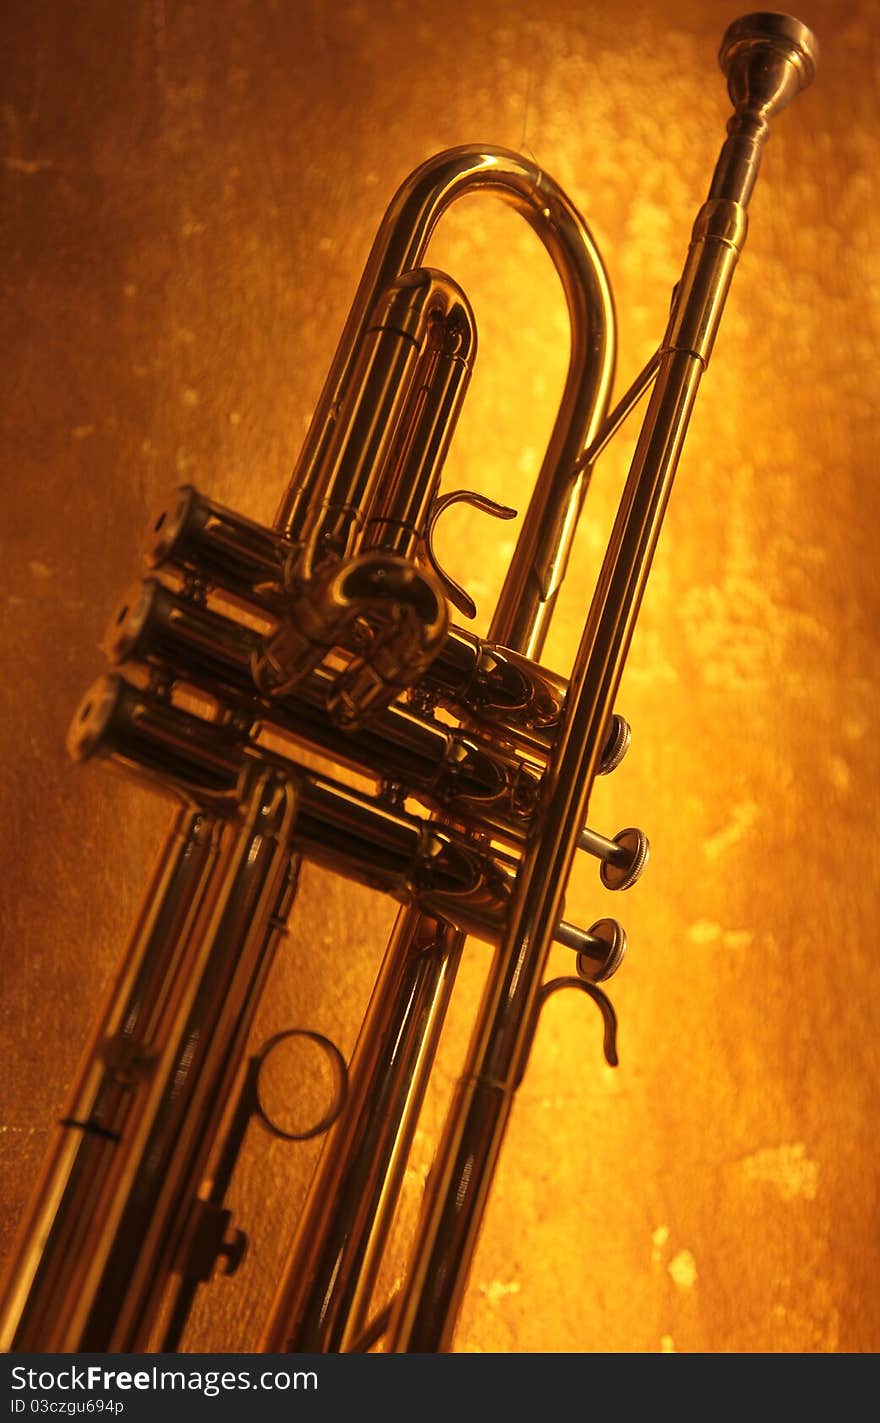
left=296, top=323, right=421, bottom=571
left=100, top=775, right=299, bottom=1351
left=146, top=485, right=290, bottom=609
left=299, top=270, right=475, bottom=573
left=263, top=908, right=465, bottom=1352
left=70, top=673, right=598, bottom=952
left=68, top=674, right=244, bottom=808
left=2, top=10, right=820, bottom=1359
left=71, top=672, right=513, bottom=939
left=3, top=783, right=300, bottom=1351
left=387, top=14, right=819, bottom=1351
left=292, top=777, right=513, bottom=938
left=0, top=807, right=223, bottom=1351
left=256, top=550, right=450, bottom=730
left=426, top=627, right=569, bottom=746
left=133, top=851, right=301, bottom=1352
left=108, top=580, right=542, bottom=837
left=361, top=296, right=475, bottom=559
left=103, top=570, right=609, bottom=838
left=138, top=489, right=571, bottom=745
left=274, top=148, right=616, bottom=660
left=107, top=577, right=262, bottom=694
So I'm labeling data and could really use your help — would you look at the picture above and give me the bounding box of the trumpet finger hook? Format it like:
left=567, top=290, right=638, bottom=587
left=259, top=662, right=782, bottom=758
left=516, top=976, right=618, bottom=1088
left=425, top=490, right=517, bottom=619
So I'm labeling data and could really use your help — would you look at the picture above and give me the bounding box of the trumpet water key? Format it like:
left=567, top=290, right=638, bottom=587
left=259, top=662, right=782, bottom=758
left=0, top=12, right=818, bottom=1353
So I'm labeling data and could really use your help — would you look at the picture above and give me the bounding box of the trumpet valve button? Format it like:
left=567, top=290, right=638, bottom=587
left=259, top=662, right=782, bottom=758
left=556, top=917, right=627, bottom=982
left=578, top=824, right=650, bottom=891
left=601, top=827, right=649, bottom=891
left=598, top=713, right=632, bottom=775
left=579, top=918, right=627, bottom=983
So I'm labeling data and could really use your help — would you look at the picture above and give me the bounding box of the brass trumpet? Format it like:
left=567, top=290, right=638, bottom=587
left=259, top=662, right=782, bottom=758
left=0, top=12, right=818, bottom=1354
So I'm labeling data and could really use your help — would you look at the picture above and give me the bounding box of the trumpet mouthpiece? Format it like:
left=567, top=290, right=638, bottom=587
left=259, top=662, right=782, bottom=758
left=720, top=12, right=819, bottom=119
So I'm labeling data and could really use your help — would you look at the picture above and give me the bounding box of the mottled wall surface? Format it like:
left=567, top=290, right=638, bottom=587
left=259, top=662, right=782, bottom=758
left=1, top=0, right=877, bottom=1353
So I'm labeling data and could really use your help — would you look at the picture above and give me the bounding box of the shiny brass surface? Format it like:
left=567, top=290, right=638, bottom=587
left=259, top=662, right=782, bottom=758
left=386, top=28, right=818, bottom=1345
left=2, top=0, right=877, bottom=1356
left=273, top=143, right=616, bottom=662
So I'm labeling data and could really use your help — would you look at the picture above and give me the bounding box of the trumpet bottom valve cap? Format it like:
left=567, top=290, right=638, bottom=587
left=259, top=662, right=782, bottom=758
left=67, top=676, right=125, bottom=762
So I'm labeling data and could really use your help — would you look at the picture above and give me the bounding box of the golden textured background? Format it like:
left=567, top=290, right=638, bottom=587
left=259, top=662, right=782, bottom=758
left=2, top=0, right=878, bottom=1353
